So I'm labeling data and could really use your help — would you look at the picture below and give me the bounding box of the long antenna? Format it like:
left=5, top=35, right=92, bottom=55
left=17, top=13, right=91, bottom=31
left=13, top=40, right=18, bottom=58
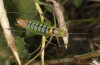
left=8, top=28, right=95, bottom=34
left=69, top=33, right=95, bottom=34
left=7, top=12, right=36, bottom=14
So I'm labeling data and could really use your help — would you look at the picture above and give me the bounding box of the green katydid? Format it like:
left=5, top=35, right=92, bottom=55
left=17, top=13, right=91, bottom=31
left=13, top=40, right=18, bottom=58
left=16, top=18, right=66, bottom=37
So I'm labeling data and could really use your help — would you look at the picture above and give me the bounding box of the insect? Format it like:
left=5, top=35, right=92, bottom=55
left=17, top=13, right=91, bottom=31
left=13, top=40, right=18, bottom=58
left=16, top=18, right=66, bottom=37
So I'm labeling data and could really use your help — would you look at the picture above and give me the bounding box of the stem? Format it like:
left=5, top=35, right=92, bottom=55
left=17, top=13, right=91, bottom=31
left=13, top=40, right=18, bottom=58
left=50, top=0, right=69, bottom=49
left=0, top=0, right=21, bottom=65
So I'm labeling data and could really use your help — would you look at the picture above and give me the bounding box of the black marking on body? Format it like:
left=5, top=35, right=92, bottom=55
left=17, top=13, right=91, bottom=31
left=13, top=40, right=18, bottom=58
left=27, top=21, right=33, bottom=28
left=46, top=26, right=50, bottom=33
left=31, top=22, right=35, bottom=29
left=41, top=24, right=45, bottom=32
left=34, top=23, right=39, bottom=30
left=38, top=24, right=43, bottom=32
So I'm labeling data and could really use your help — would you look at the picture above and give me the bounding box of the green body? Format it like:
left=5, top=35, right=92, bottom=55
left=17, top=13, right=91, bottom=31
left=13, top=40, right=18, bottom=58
left=24, top=20, right=52, bottom=36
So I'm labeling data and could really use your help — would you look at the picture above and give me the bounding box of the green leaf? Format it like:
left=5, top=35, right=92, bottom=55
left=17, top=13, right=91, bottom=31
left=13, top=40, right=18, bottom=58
left=33, top=0, right=46, bottom=5
left=0, top=33, right=11, bottom=64
left=44, top=5, right=54, bottom=14
left=14, top=36, right=29, bottom=58
left=72, top=0, right=83, bottom=8
left=5, top=0, right=37, bottom=19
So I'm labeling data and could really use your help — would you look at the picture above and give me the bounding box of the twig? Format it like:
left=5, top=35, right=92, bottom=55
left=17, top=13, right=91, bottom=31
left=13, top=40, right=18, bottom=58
left=71, top=37, right=100, bottom=41
left=35, top=3, right=46, bottom=65
left=74, top=50, right=100, bottom=60
left=25, top=2, right=46, bottom=65
left=45, top=58, right=74, bottom=65
left=25, top=36, right=53, bottom=65
left=0, top=0, right=21, bottom=65
left=50, top=0, right=69, bottom=49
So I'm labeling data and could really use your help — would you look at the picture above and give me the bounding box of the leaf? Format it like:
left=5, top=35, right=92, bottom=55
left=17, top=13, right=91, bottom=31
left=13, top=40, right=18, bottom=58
left=5, top=0, right=38, bottom=19
left=14, top=36, right=29, bottom=59
left=44, top=5, right=54, bottom=14
left=72, top=0, right=83, bottom=8
left=0, top=33, right=11, bottom=64
left=0, top=34, right=10, bottom=58
left=33, top=0, right=46, bottom=5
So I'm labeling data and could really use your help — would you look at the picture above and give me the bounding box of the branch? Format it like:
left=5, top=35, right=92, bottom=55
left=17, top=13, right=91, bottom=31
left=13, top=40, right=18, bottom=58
left=45, top=58, right=74, bottom=65
left=0, top=0, right=21, bottom=65
left=71, top=37, right=100, bottom=41
left=75, top=50, right=100, bottom=60
left=46, top=50, right=100, bottom=65
left=50, top=0, right=69, bottom=49
left=35, top=3, right=46, bottom=65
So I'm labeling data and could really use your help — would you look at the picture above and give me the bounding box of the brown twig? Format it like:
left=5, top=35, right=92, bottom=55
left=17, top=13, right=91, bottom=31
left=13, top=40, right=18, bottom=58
left=45, top=58, right=74, bottom=65
left=74, top=50, right=100, bottom=60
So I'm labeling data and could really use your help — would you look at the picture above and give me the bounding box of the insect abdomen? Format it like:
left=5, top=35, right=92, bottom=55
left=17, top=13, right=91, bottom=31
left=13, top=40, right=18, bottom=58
left=26, top=21, right=50, bottom=34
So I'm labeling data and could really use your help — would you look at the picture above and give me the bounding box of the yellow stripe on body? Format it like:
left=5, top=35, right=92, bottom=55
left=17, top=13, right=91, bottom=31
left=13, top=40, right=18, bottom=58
left=49, top=26, right=55, bottom=35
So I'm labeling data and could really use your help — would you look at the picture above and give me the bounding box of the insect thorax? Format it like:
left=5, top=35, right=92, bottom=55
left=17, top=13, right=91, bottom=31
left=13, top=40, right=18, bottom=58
left=52, top=28, right=66, bottom=37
